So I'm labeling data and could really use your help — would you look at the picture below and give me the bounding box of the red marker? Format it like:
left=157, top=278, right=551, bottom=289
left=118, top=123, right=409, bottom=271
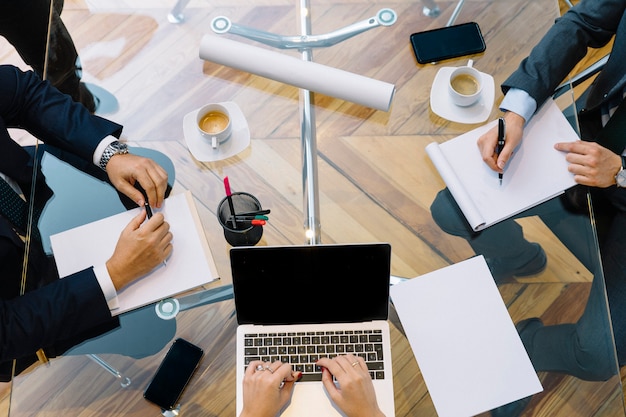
left=223, top=176, right=237, bottom=229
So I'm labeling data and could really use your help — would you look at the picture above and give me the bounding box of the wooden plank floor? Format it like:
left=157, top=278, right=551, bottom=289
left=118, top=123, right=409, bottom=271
left=0, top=0, right=623, bottom=416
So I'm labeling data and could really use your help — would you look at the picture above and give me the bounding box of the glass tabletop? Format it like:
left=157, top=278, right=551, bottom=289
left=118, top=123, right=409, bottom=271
left=0, top=0, right=622, bottom=415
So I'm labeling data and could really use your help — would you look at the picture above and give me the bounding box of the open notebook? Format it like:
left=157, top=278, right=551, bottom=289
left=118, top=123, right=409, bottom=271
left=426, top=99, right=578, bottom=231
left=50, top=191, right=219, bottom=315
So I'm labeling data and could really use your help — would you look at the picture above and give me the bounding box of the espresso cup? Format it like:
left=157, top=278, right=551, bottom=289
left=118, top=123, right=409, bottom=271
left=196, top=103, right=232, bottom=149
left=448, top=60, right=483, bottom=107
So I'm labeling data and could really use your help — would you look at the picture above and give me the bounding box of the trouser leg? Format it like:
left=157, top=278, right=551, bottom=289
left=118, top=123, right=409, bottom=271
left=520, top=189, right=625, bottom=380
left=430, top=188, right=534, bottom=258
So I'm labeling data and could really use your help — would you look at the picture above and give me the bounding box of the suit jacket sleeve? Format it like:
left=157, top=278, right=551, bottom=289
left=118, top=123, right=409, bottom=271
left=0, top=266, right=114, bottom=362
left=0, top=65, right=122, bottom=160
left=502, top=0, right=625, bottom=110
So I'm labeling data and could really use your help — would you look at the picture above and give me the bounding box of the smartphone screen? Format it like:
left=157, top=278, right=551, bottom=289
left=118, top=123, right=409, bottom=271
left=410, top=22, right=486, bottom=64
left=143, top=338, right=204, bottom=410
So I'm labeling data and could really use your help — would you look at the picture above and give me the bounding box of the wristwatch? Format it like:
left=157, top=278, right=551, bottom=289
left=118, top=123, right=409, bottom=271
left=615, top=155, right=626, bottom=188
left=99, top=140, right=129, bottom=171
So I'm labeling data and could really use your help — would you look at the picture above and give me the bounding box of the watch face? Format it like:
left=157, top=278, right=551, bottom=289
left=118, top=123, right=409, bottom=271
left=617, top=170, right=626, bottom=188
left=113, top=142, right=129, bottom=153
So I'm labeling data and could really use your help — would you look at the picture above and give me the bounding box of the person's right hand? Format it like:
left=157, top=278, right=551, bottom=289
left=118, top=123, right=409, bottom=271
left=105, top=210, right=172, bottom=290
left=317, top=354, right=386, bottom=417
left=477, top=111, right=526, bottom=174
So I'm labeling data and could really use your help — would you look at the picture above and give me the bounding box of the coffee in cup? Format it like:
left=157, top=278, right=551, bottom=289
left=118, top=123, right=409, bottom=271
left=448, top=60, right=483, bottom=107
left=196, top=103, right=232, bottom=149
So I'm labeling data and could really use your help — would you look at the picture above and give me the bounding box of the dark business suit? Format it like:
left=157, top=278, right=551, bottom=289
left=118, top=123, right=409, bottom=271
left=431, top=0, right=626, bottom=380
left=0, top=65, right=121, bottom=380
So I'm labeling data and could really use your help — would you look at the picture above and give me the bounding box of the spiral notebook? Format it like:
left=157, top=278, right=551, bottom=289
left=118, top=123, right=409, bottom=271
left=426, top=99, right=578, bottom=231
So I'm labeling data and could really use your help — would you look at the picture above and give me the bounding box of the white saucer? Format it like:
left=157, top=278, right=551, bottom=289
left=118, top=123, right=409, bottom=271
left=184, top=101, right=250, bottom=162
left=430, top=67, right=495, bottom=124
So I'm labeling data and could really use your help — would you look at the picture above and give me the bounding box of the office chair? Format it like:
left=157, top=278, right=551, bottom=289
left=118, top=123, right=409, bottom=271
left=553, top=54, right=610, bottom=128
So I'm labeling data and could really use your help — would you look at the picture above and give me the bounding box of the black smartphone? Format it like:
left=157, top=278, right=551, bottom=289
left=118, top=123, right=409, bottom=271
left=410, top=22, right=486, bottom=64
left=143, top=338, right=204, bottom=410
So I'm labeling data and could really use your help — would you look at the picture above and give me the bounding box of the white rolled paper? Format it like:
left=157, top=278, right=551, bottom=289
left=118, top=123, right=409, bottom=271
left=199, top=34, right=395, bottom=111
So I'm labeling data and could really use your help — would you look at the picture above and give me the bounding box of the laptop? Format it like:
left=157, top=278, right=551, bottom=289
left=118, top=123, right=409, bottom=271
left=231, top=243, right=395, bottom=417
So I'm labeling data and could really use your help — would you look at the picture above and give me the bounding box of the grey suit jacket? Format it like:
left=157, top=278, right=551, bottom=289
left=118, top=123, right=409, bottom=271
left=502, top=0, right=626, bottom=113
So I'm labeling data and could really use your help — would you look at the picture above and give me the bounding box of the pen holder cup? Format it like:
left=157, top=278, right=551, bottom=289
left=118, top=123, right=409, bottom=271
left=217, top=192, right=264, bottom=246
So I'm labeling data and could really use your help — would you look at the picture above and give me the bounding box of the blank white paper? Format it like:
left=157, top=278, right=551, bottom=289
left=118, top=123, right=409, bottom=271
left=389, top=256, right=542, bottom=417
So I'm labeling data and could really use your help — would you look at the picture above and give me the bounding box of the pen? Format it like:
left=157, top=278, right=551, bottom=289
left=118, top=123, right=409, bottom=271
left=143, top=193, right=167, bottom=267
left=229, top=215, right=269, bottom=221
left=234, top=209, right=271, bottom=217
left=144, top=199, right=153, bottom=219
left=235, top=219, right=266, bottom=226
left=496, top=117, right=506, bottom=186
left=223, top=176, right=238, bottom=229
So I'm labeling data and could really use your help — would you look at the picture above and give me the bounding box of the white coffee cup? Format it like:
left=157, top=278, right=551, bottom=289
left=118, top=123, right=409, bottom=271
left=196, top=103, right=232, bottom=149
left=448, top=60, right=483, bottom=107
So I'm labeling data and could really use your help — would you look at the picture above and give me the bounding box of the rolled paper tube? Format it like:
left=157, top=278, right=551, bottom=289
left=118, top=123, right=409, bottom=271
left=199, top=34, right=396, bottom=111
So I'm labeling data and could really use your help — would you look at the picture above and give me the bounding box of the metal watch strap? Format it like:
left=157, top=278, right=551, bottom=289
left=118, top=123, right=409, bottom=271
left=99, top=141, right=129, bottom=171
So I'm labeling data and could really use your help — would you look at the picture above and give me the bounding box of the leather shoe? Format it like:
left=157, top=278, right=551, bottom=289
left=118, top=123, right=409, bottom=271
left=486, top=243, right=547, bottom=282
left=490, top=394, right=533, bottom=417
left=515, top=317, right=544, bottom=358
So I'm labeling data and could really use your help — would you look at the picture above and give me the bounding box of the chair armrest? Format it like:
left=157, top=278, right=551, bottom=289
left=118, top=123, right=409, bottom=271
left=553, top=54, right=609, bottom=99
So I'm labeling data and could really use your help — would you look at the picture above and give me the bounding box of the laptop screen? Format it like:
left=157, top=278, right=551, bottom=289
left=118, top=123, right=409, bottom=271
left=231, top=243, right=391, bottom=325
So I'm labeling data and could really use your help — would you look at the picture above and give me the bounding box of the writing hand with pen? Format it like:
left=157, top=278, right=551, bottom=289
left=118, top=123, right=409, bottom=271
left=103, top=152, right=173, bottom=291
left=477, top=111, right=526, bottom=184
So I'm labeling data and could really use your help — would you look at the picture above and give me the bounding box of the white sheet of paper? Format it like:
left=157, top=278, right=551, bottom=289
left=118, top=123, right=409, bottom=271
left=426, top=99, right=577, bottom=231
left=51, top=191, right=219, bottom=315
left=389, top=256, right=542, bottom=417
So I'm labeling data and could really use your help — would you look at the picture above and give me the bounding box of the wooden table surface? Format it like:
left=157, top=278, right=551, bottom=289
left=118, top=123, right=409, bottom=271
left=0, top=0, right=622, bottom=416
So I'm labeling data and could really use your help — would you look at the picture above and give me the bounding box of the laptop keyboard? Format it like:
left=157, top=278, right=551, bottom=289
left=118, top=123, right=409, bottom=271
left=243, top=329, right=386, bottom=382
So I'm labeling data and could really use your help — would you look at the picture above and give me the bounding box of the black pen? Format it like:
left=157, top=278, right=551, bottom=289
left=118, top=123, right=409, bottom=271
left=496, top=117, right=506, bottom=186
left=143, top=195, right=167, bottom=267
left=144, top=199, right=153, bottom=219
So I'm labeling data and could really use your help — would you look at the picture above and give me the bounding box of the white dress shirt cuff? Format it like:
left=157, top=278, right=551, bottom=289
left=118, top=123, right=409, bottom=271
left=92, top=136, right=119, bottom=166
left=500, top=88, right=537, bottom=123
left=93, top=264, right=120, bottom=311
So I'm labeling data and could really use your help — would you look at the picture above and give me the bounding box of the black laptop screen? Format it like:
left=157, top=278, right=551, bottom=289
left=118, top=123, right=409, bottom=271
left=231, top=243, right=391, bottom=325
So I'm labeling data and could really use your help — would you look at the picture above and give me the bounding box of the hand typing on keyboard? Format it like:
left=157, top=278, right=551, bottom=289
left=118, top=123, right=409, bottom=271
left=240, top=360, right=301, bottom=417
left=317, top=355, right=386, bottom=417
left=239, top=355, right=386, bottom=417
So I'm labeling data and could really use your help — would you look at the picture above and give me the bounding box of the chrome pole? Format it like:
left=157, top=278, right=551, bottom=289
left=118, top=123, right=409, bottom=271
left=299, top=0, right=322, bottom=245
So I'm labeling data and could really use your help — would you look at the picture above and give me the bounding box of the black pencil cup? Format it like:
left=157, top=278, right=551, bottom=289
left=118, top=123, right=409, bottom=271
left=217, top=192, right=264, bottom=246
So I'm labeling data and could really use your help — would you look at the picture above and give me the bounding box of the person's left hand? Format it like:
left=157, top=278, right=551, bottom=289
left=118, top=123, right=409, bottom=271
left=240, top=361, right=301, bottom=417
left=555, top=140, right=622, bottom=188
left=105, top=153, right=169, bottom=208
